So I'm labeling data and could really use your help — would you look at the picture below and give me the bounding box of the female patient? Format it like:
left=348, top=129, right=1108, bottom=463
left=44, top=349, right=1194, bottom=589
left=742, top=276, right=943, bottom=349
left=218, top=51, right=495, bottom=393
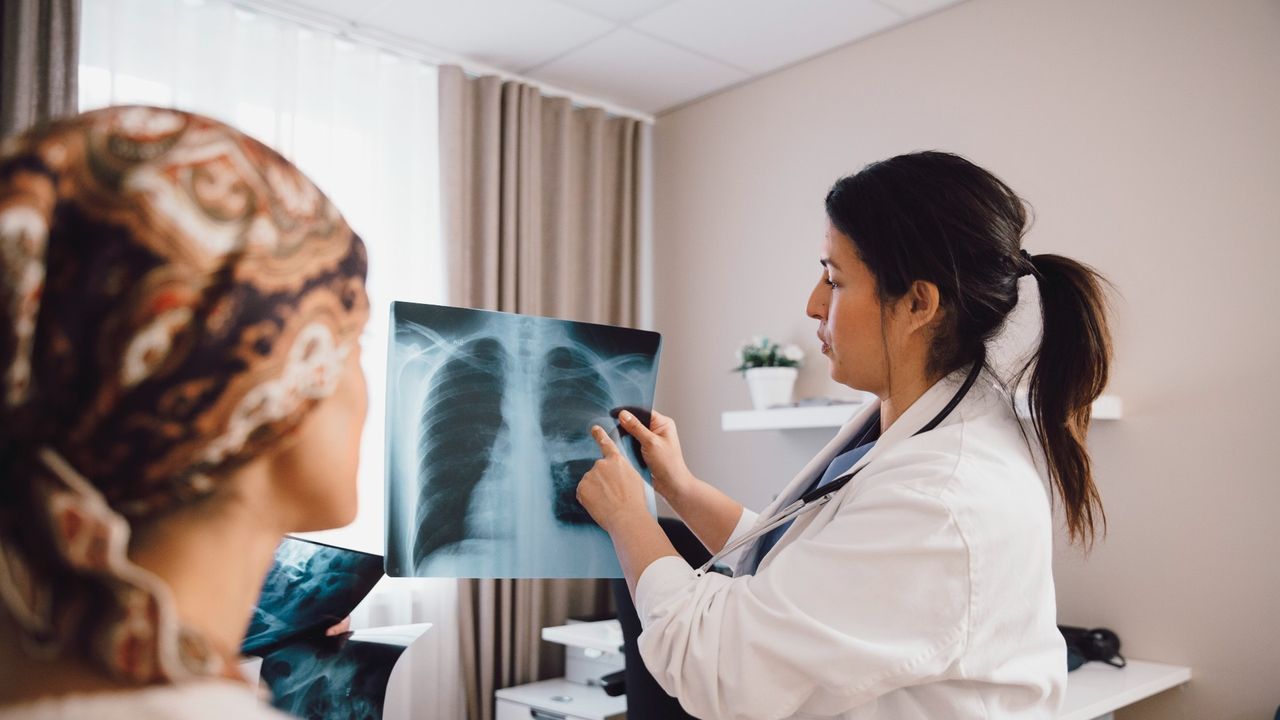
left=0, top=107, right=369, bottom=718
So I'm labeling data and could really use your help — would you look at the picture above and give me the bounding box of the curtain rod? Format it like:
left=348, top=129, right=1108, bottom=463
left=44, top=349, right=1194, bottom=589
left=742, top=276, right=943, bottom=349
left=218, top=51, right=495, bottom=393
left=226, top=0, right=656, bottom=124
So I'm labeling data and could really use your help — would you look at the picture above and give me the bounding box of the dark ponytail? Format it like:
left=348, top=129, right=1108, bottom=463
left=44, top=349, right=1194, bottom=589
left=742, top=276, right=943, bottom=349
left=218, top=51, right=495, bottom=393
left=825, top=151, right=1112, bottom=547
left=1016, top=253, right=1113, bottom=547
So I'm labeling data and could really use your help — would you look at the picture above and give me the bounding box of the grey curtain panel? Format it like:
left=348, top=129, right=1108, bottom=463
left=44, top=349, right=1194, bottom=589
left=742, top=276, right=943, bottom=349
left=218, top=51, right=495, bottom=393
left=437, top=64, right=645, bottom=720
left=1, top=0, right=79, bottom=138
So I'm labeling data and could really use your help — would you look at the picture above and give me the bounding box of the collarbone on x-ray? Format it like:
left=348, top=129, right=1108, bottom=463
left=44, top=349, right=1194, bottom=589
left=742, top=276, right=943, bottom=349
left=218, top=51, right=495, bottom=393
left=385, top=303, right=660, bottom=579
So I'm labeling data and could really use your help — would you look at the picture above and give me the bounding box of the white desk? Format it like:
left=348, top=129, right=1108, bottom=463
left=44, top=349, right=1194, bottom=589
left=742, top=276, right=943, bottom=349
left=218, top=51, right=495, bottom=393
left=1061, top=659, right=1191, bottom=720
left=495, top=678, right=626, bottom=720
left=721, top=395, right=1124, bottom=432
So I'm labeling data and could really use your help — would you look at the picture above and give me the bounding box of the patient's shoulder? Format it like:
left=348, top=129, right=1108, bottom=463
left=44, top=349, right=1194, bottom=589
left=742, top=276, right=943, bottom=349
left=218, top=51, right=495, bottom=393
left=0, top=681, right=289, bottom=720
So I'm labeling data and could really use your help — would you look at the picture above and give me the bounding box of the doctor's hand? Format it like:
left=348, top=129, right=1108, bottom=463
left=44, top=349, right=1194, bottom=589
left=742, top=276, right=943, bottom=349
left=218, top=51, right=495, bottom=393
left=578, top=425, right=651, bottom=535
left=616, top=409, right=692, bottom=501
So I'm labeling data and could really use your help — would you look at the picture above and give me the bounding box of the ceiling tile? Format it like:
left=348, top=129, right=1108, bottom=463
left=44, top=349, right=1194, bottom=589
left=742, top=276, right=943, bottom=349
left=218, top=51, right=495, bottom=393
left=527, top=28, right=747, bottom=113
left=633, top=0, right=903, bottom=74
left=358, top=0, right=615, bottom=73
left=874, top=0, right=965, bottom=16
left=552, top=0, right=677, bottom=24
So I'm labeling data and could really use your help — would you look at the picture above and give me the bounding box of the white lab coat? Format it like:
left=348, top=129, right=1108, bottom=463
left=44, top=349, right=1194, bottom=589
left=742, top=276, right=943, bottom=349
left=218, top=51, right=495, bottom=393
left=633, top=368, right=1067, bottom=720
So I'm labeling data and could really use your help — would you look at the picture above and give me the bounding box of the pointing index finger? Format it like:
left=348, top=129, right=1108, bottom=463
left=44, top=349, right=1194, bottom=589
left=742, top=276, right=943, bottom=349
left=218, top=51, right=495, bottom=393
left=591, top=425, right=620, bottom=458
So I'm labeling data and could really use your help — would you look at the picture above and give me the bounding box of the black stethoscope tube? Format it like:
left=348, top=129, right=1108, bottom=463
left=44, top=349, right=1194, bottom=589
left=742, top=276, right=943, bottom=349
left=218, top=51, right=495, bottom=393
left=694, top=357, right=985, bottom=576
left=794, top=357, right=984, bottom=507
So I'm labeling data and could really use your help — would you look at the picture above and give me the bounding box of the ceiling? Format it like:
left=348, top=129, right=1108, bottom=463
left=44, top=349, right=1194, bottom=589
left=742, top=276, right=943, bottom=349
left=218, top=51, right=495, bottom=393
left=248, top=0, right=966, bottom=116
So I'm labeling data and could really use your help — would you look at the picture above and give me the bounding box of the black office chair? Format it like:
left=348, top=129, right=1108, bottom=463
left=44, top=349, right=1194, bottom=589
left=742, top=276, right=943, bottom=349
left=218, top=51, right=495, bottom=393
left=611, top=517, right=712, bottom=720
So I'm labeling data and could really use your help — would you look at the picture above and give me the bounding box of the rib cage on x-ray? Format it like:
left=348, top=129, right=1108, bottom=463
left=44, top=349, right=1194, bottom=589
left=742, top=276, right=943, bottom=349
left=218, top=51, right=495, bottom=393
left=540, top=345, right=624, bottom=526
left=412, top=337, right=511, bottom=565
left=386, top=303, right=660, bottom=579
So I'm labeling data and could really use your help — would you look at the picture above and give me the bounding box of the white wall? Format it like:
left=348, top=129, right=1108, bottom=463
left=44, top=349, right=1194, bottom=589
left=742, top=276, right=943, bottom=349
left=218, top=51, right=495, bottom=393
left=650, top=0, right=1280, bottom=717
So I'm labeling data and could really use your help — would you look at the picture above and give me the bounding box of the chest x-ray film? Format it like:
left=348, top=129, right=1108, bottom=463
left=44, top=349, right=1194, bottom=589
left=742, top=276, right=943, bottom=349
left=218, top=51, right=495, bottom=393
left=243, top=537, right=384, bottom=655
left=385, top=301, right=662, bottom=579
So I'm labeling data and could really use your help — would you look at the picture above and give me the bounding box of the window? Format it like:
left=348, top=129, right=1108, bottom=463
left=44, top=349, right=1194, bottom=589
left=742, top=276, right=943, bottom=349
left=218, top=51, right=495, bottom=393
left=79, top=0, right=445, bottom=553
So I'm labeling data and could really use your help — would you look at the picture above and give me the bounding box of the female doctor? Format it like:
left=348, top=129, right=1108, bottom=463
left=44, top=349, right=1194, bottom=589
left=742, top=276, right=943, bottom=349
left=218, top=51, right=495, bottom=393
left=577, top=150, right=1113, bottom=720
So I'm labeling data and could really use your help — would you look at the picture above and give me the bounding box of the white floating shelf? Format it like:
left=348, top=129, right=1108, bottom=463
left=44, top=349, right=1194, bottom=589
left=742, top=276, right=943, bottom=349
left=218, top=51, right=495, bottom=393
left=1060, top=658, right=1191, bottom=720
left=1088, top=395, right=1124, bottom=420
left=722, top=403, right=871, bottom=431
left=722, top=395, right=1122, bottom=432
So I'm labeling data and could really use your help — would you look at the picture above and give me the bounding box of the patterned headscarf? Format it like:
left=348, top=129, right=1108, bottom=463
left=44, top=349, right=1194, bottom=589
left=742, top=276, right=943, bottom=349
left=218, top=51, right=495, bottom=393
left=0, top=107, right=369, bottom=683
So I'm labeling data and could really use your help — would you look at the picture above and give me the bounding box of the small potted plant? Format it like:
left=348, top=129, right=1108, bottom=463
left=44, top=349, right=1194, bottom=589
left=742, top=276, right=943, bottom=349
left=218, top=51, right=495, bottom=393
left=733, top=336, right=804, bottom=410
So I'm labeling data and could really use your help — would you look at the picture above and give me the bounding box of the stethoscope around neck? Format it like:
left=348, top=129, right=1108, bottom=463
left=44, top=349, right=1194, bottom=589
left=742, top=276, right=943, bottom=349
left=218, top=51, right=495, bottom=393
left=693, top=357, right=986, bottom=577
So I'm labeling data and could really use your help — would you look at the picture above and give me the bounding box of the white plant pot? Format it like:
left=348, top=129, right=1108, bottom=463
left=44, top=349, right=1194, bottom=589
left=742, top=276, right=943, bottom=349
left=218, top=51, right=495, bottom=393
left=744, top=366, right=798, bottom=410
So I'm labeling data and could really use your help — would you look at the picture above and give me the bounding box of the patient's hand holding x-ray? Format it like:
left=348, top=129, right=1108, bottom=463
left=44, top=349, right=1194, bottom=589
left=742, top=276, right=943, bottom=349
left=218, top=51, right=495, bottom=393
left=385, top=303, right=661, bottom=579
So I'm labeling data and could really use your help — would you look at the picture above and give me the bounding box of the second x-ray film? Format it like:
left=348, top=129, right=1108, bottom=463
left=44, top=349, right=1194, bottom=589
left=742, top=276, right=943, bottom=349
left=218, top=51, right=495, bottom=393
left=385, top=302, right=661, bottom=578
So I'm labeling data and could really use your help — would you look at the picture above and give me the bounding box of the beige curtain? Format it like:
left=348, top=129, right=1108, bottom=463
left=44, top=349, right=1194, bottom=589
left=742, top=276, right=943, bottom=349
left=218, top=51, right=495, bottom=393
left=440, top=64, right=641, bottom=325
left=0, top=0, right=78, bottom=138
left=438, top=64, right=645, bottom=720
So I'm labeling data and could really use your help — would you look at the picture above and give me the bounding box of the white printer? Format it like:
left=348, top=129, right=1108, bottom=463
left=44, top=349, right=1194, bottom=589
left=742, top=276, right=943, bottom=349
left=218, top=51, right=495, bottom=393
left=494, top=619, right=627, bottom=720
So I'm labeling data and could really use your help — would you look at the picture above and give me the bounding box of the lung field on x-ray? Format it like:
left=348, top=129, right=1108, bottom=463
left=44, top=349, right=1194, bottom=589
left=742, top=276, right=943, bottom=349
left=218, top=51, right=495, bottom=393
left=412, top=337, right=511, bottom=565
left=385, top=303, right=660, bottom=579
left=540, top=344, right=620, bottom=526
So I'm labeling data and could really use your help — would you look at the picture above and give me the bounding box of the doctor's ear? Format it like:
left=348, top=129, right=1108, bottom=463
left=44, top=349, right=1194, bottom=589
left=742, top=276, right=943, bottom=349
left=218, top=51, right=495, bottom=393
left=903, top=279, right=942, bottom=333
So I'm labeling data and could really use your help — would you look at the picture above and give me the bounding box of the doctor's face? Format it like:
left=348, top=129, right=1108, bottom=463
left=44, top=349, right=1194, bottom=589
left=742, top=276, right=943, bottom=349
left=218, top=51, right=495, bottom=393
left=806, top=223, right=891, bottom=394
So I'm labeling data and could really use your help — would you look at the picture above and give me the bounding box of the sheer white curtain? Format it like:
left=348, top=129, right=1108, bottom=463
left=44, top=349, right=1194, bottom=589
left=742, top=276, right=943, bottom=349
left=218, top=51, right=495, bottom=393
left=79, top=1, right=461, bottom=716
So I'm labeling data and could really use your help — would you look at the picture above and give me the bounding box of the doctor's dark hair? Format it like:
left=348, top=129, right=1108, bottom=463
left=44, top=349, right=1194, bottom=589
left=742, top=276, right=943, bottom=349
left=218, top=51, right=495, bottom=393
left=824, top=151, right=1112, bottom=547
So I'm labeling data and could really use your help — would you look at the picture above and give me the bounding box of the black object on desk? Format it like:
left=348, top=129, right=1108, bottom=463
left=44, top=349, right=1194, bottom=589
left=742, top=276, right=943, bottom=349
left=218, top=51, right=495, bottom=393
left=1060, top=625, right=1126, bottom=671
left=598, top=669, right=627, bottom=697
